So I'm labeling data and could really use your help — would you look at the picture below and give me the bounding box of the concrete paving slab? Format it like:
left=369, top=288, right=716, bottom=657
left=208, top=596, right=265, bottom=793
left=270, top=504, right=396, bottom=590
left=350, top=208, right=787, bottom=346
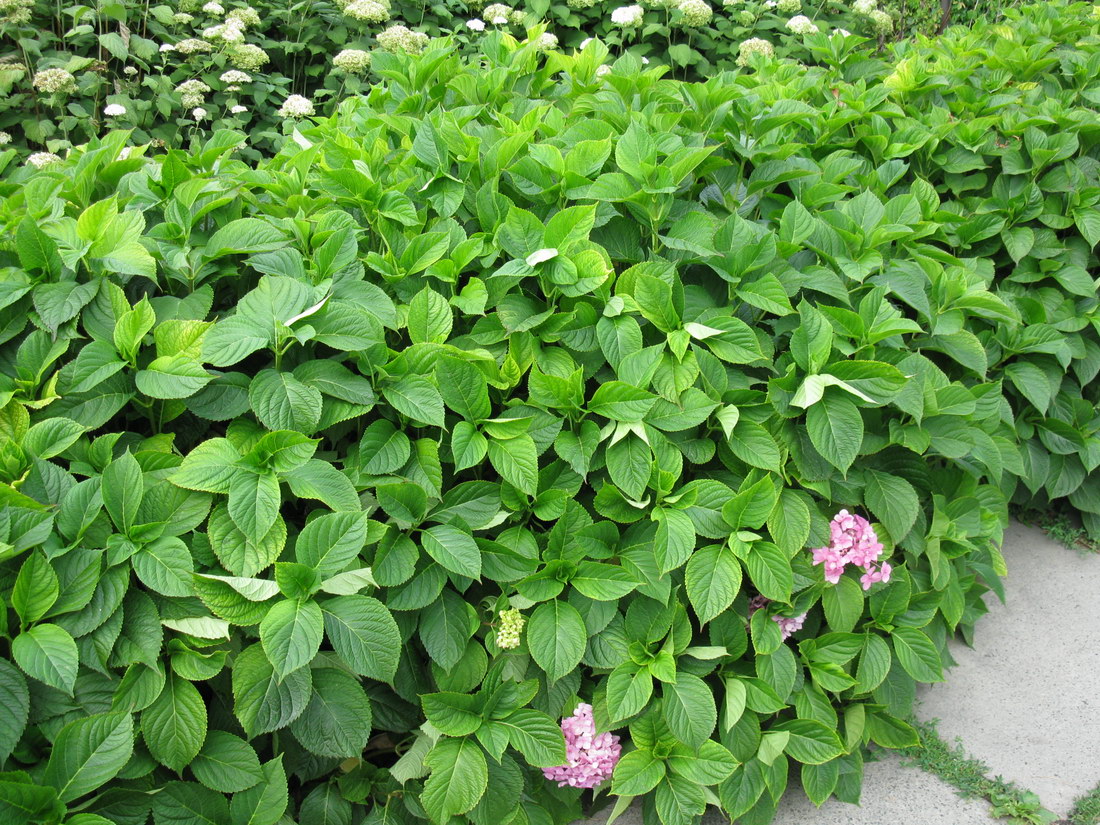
left=573, top=753, right=997, bottom=825
left=916, top=520, right=1100, bottom=816
left=761, top=751, right=999, bottom=825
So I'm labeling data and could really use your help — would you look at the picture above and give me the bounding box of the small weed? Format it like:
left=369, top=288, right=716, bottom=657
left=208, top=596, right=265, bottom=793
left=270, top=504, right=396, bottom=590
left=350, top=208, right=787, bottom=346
left=1013, top=506, right=1100, bottom=555
left=901, top=719, right=1058, bottom=824
left=1069, top=782, right=1100, bottom=825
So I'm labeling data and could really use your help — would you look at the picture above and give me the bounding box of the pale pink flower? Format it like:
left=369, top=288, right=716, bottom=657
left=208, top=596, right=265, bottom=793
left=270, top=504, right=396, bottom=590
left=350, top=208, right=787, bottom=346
left=749, top=595, right=806, bottom=640
left=542, top=703, right=621, bottom=789
left=812, top=509, right=891, bottom=589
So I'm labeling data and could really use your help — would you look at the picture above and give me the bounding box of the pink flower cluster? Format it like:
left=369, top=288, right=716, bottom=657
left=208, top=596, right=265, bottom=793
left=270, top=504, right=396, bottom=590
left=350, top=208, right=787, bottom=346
left=812, top=509, right=892, bottom=590
left=541, top=703, right=621, bottom=789
left=748, top=595, right=807, bottom=641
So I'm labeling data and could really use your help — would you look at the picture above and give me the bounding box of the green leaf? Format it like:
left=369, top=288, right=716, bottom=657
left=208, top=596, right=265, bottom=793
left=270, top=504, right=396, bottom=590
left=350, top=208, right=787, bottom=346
left=249, top=369, right=322, bottom=433
left=822, top=576, right=864, bottom=633
left=102, top=451, right=143, bottom=534
left=320, top=595, right=401, bottom=682
left=486, top=434, right=538, bottom=496
left=152, top=781, right=231, bottom=825
left=12, top=624, right=78, bottom=695
left=382, top=375, right=445, bottom=427
left=259, top=598, right=323, bottom=678
left=662, top=673, right=717, bottom=749
left=227, top=470, right=281, bottom=542
left=527, top=600, right=586, bottom=683
left=229, top=756, right=288, bottom=825
left=588, top=381, right=658, bottom=422
left=806, top=394, right=863, bottom=474
left=606, top=663, right=654, bottom=723
left=294, top=512, right=368, bottom=578
left=22, top=417, right=85, bottom=460
left=743, top=541, right=793, bottom=602
left=685, top=543, right=741, bottom=624
left=408, top=286, right=453, bottom=344
left=863, top=470, right=919, bottom=541
left=421, top=524, right=482, bottom=579
left=142, top=673, right=207, bottom=773
left=771, top=719, right=844, bottom=765
left=890, top=627, right=944, bottom=683
left=42, top=712, right=134, bottom=803
left=0, top=660, right=29, bottom=763
left=135, top=355, right=211, bottom=399
left=422, top=738, right=488, bottom=821
left=612, top=748, right=666, bottom=796
left=232, top=644, right=313, bottom=738
left=191, top=731, right=264, bottom=793
left=12, top=552, right=59, bottom=625
left=496, top=709, right=568, bottom=767
left=605, top=434, right=651, bottom=500
left=289, top=667, right=373, bottom=758
left=653, top=507, right=696, bottom=575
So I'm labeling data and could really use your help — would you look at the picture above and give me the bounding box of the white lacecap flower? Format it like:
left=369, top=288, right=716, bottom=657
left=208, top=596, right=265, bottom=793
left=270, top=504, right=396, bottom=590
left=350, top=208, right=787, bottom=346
left=160, top=43, right=175, bottom=52
left=610, top=4, right=643, bottom=25
left=333, top=48, right=372, bottom=72
left=278, top=94, right=315, bottom=118
left=123, top=66, right=138, bottom=76
left=736, top=36, right=774, bottom=66
left=28, top=152, right=62, bottom=168
left=676, top=0, right=712, bottom=27
left=192, top=107, right=207, bottom=120
left=491, top=15, right=506, bottom=23
left=853, top=0, right=875, bottom=13
left=230, top=104, right=248, bottom=114
left=32, top=68, right=77, bottom=94
left=641, top=55, right=649, bottom=63
left=467, top=17, right=485, bottom=30
left=220, top=69, right=252, bottom=84
left=786, top=14, right=818, bottom=34
left=579, top=37, right=593, bottom=48
left=0, top=132, right=11, bottom=145
left=535, top=32, right=558, bottom=51
left=869, top=9, right=892, bottom=33
left=104, top=103, right=127, bottom=116
left=595, top=64, right=612, bottom=77
left=202, top=1, right=224, bottom=13
left=776, top=0, right=799, bottom=12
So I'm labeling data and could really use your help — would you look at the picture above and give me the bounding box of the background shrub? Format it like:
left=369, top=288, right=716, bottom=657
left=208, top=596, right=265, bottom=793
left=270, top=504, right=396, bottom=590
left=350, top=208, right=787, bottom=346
left=0, top=2, right=1097, bottom=825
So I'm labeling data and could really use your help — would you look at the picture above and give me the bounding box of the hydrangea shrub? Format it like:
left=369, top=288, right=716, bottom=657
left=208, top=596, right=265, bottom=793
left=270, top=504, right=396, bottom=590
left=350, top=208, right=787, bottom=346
left=0, top=3, right=1097, bottom=825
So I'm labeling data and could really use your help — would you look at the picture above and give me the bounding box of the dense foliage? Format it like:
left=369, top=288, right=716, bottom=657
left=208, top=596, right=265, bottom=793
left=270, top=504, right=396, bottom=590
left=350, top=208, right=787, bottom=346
left=2, top=0, right=900, bottom=156
left=0, top=2, right=1098, bottom=825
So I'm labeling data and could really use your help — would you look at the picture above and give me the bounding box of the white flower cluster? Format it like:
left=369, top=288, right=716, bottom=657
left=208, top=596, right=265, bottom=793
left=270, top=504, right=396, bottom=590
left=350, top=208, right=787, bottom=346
left=852, top=0, right=875, bottom=14
left=173, top=12, right=194, bottom=23
left=219, top=69, right=252, bottom=84
left=0, top=0, right=34, bottom=25
left=483, top=3, right=513, bottom=24
left=27, top=152, right=62, bottom=169
left=176, top=78, right=211, bottom=107
left=567, top=0, right=597, bottom=8
left=736, top=36, right=774, bottom=66
left=103, top=103, right=127, bottom=116
left=869, top=9, right=892, bottom=33
left=496, top=609, right=525, bottom=650
left=228, top=43, right=270, bottom=70
left=777, top=0, right=799, bottom=11
left=610, top=4, right=643, bottom=26
left=595, top=64, right=612, bottom=77
left=466, top=18, right=485, bottom=31
left=0, top=131, right=12, bottom=145
left=343, top=0, right=390, bottom=22
left=32, top=68, right=77, bottom=95
left=203, top=20, right=246, bottom=42
left=160, top=43, right=175, bottom=52
left=277, top=94, right=315, bottom=118
left=333, top=48, right=372, bottom=72
left=535, top=32, right=558, bottom=51
left=786, top=13, right=818, bottom=34
left=175, top=38, right=214, bottom=54
left=676, top=0, right=712, bottom=27
left=201, top=1, right=223, bottom=13
left=192, top=106, right=207, bottom=120
left=230, top=104, right=248, bottom=114
left=376, top=23, right=430, bottom=53
left=228, top=6, right=260, bottom=26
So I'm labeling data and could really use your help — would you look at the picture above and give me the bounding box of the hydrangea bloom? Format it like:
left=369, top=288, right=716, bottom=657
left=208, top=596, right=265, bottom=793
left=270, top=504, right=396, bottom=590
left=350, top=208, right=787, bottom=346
left=227, top=5, right=260, bottom=26
left=542, top=704, right=621, bottom=789
left=103, top=103, right=127, bottom=116
left=853, top=0, right=875, bottom=13
left=483, top=3, right=512, bottom=23
left=748, top=595, right=807, bottom=640
left=27, top=152, right=62, bottom=169
left=376, top=24, right=430, bottom=54
left=192, top=107, right=207, bottom=120
left=466, top=18, right=485, bottom=30
left=228, top=43, right=270, bottom=70
left=202, top=1, right=224, bottom=13
left=535, top=32, right=558, bottom=51
left=777, top=0, right=799, bottom=11
left=811, top=509, right=892, bottom=590
left=220, top=69, right=252, bottom=84
left=230, top=104, right=248, bottom=114
left=333, top=48, right=372, bottom=72
left=175, top=38, right=214, bottom=54
left=869, top=8, right=892, bottom=34
left=596, top=63, right=612, bottom=77
left=736, top=36, right=774, bottom=66
left=173, top=12, right=194, bottom=23
left=123, top=66, right=138, bottom=76
left=676, top=0, right=711, bottom=27
left=160, top=43, right=176, bottom=53
left=0, top=131, right=10, bottom=145
left=344, top=0, right=390, bottom=22
left=611, top=4, right=643, bottom=25
left=567, top=0, right=597, bottom=8
left=786, top=14, right=818, bottom=34
left=0, top=0, right=34, bottom=25
left=278, top=94, right=315, bottom=118
left=496, top=609, right=525, bottom=649
left=33, top=68, right=77, bottom=95
left=176, top=79, right=211, bottom=108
